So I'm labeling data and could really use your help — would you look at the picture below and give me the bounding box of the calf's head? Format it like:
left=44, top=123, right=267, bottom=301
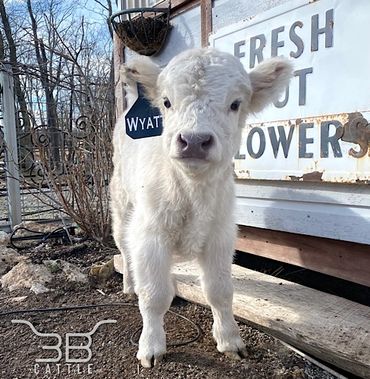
left=123, top=48, right=292, bottom=173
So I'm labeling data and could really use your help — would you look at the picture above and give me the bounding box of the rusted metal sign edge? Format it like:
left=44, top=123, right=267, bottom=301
left=234, top=111, right=370, bottom=184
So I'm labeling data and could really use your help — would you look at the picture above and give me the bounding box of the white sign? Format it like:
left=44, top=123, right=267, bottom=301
left=210, top=0, right=370, bottom=183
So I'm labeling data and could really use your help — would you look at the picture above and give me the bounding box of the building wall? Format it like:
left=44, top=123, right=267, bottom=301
left=212, top=0, right=370, bottom=245
left=212, top=0, right=289, bottom=32
left=118, top=0, right=370, bottom=245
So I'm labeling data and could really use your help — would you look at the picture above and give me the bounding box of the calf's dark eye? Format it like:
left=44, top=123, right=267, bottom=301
left=230, top=100, right=241, bottom=111
left=164, top=98, right=171, bottom=108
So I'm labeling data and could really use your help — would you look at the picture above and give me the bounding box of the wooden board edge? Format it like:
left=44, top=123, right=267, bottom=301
left=174, top=262, right=370, bottom=379
left=201, top=0, right=212, bottom=47
left=236, top=226, right=370, bottom=288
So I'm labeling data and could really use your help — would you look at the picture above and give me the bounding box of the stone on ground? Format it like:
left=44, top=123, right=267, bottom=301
left=0, top=231, right=10, bottom=246
left=0, top=247, right=26, bottom=275
left=44, top=259, right=88, bottom=283
left=1, top=261, right=53, bottom=292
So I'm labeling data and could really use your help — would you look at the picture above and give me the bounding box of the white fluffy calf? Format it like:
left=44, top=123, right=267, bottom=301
left=110, top=48, right=292, bottom=368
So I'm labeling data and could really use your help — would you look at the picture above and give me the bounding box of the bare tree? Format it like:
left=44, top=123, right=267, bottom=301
left=93, top=0, right=114, bottom=39
left=0, top=0, right=116, bottom=241
left=26, top=0, right=61, bottom=164
left=0, top=0, right=33, bottom=169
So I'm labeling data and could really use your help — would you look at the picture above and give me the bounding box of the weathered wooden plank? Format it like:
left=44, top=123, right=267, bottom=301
left=234, top=180, right=370, bottom=245
left=113, top=33, right=126, bottom=118
left=158, top=0, right=200, bottom=17
left=234, top=196, right=370, bottom=245
left=173, top=261, right=370, bottom=378
left=236, top=226, right=370, bottom=287
left=200, top=0, right=212, bottom=47
left=235, top=180, right=370, bottom=207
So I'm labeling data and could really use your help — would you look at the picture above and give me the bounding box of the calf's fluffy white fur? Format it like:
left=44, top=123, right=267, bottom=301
left=110, top=48, right=292, bottom=368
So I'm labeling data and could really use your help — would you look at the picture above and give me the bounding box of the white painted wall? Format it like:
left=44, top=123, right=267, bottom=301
left=235, top=180, right=370, bottom=244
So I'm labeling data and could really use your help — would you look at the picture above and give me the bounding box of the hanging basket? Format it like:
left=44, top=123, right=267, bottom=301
left=110, top=5, right=171, bottom=56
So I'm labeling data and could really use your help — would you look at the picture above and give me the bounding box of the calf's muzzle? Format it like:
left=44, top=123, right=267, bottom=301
left=177, top=133, right=214, bottom=160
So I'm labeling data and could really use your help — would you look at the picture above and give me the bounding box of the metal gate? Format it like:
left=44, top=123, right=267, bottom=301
left=0, top=65, right=64, bottom=232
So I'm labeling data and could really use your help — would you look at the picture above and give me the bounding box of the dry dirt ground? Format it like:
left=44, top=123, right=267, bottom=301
left=0, top=241, right=337, bottom=379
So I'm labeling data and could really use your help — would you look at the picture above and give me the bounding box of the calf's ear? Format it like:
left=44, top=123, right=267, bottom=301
left=120, top=56, right=161, bottom=102
left=249, top=57, right=293, bottom=114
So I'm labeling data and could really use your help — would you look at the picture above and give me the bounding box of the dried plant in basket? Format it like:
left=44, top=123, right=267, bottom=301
left=110, top=7, right=171, bottom=56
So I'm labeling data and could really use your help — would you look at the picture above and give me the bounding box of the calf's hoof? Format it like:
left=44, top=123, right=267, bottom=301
left=137, top=330, right=166, bottom=368
left=119, top=291, right=136, bottom=301
left=126, top=293, right=137, bottom=302
left=224, top=347, right=248, bottom=360
left=139, top=354, right=164, bottom=368
left=123, top=281, right=136, bottom=296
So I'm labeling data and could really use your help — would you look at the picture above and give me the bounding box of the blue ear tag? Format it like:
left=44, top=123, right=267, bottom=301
left=125, top=83, right=163, bottom=139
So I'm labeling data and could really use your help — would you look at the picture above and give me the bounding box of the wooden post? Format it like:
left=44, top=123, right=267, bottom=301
left=201, top=0, right=212, bottom=47
left=113, top=34, right=126, bottom=118
left=1, top=64, right=22, bottom=228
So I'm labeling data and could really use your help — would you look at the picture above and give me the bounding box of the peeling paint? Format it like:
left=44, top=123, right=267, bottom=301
left=233, top=112, right=370, bottom=184
left=337, top=113, right=370, bottom=158
left=288, top=171, right=323, bottom=182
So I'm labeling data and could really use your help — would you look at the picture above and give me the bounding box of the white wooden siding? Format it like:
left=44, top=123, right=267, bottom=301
left=235, top=181, right=370, bottom=244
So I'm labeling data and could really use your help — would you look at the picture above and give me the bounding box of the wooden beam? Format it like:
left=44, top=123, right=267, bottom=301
left=173, top=261, right=370, bottom=378
left=201, top=0, right=212, bottom=47
left=113, top=33, right=126, bottom=118
left=158, top=0, right=197, bottom=9
left=156, top=0, right=200, bottom=17
left=236, top=226, right=370, bottom=287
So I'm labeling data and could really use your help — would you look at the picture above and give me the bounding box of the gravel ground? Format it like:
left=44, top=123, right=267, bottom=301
left=0, top=241, right=338, bottom=379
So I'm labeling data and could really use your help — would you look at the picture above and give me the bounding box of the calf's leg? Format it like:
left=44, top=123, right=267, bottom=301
left=198, top=228, right=247, bottom=359
left=110, top=173, right=134, bottom=294
left=127, top=218, right=174, bottom=367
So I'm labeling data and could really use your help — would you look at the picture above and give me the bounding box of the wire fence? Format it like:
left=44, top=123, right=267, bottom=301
left=0, top=74, right=65, bottom=229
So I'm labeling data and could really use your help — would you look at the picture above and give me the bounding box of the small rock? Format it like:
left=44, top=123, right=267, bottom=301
left=33, top=243, right=49, bottom=252
left=30, top=282, right=51, bottom=294
left=0, top=231, right=10, bottom=246
left=90, top=258, right=115, bottom=282
left=113, top=254, right=123, bottom=274
left=1, top=261, right=53, bottom=292
left=44, top=259, right=88, bottom=283
left=9, top=295, right=28, bottom=302
left=60, top=261, right=88, bottom=283
left=0, top=247, right=26, bottom=275
left=43, top=260, right=62, bottom=274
